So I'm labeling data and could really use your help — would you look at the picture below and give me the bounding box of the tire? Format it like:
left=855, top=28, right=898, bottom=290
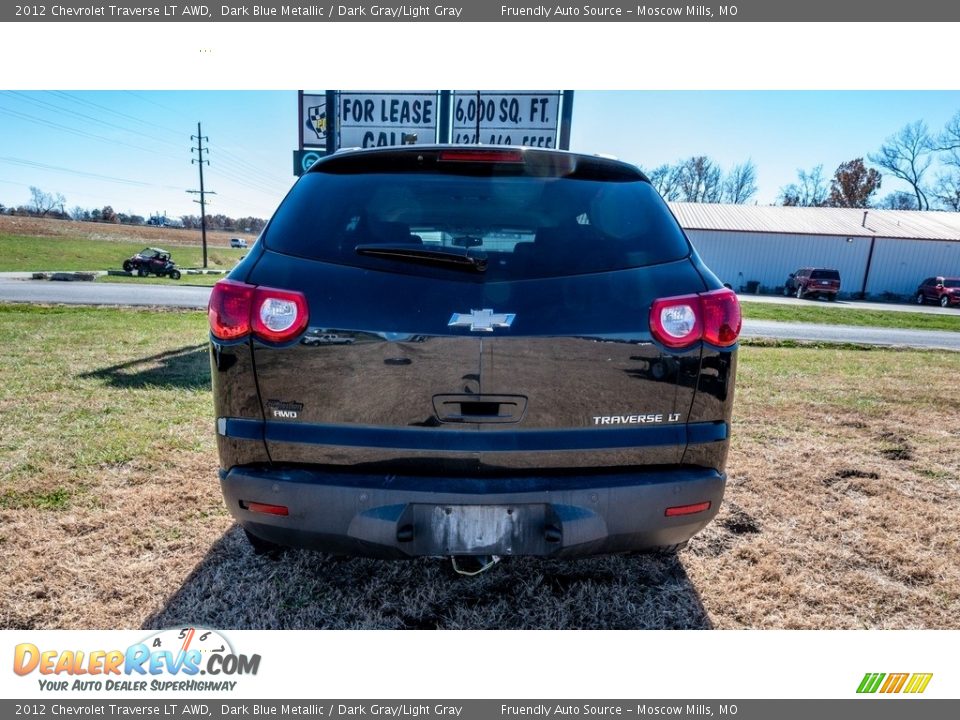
left=122, top=260, right=133, bottom=273
left=795, top=285, right=804, bottom=299
left=243, top=528, right=287, bottom=558
left=783, top=285, right=791, bottom=297
left=170, top=270, right=181, bottom=280
left=917, top=293, right=926, bottom=305
left=137, top=267, right=147, bottom=277
left=942, top=295, right=950, bottom=308
left=827, top=294, right=836, bottom=302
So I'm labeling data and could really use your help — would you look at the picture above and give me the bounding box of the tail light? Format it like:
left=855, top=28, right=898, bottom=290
left=650, top=288, right=741, bottom=349
left=209, top=280, right=308, bottom=343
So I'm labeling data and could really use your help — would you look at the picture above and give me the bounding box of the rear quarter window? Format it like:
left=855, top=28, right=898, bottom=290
left=262, top=164, right=691, bottom=280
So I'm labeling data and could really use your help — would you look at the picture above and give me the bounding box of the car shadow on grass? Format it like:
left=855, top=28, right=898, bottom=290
left=78, top=344, right=210, bottom=390
left=142, top=525, right=712, bottom=630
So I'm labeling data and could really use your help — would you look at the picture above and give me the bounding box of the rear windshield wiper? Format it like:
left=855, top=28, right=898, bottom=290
left=355, top=243, right=487, bottom=272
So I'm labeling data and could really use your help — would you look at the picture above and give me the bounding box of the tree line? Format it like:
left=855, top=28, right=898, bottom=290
left=0, top=187, right=266, bottom=233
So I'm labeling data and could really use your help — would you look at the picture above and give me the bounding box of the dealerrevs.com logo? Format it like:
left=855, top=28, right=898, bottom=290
left=13, top=628, right=260, bottom=692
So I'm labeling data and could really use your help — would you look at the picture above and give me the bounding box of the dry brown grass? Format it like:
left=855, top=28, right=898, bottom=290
left=1, top=306, right=958, bottom=629
left=0, top=215, right=253, bottom=248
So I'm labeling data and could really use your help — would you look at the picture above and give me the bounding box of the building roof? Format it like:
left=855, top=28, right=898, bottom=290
left=668, top=203, right=960, bottom=242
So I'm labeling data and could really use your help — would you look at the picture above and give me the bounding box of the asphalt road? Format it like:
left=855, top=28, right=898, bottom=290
left=1, top=279, right=959, bottom=350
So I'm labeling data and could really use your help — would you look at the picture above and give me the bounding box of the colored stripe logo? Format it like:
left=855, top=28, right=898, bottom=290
left=857, top=673, right=933, bottom=694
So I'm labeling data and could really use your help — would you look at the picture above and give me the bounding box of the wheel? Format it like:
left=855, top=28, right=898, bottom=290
left=122, top=260, right=133, bottom=273
left=243, top=528, right=287, bottom=558
left=826, top=294, right=836, bottom=302
left=169, top=270, right=181, bottom=280
left=917, top=293, right=926, bottom=305
left=942, top=295, right=950, bottom=308
left=137, top=267, right=148, bottom=277
left=783, top=285, right=791, bottom=296
left=795, top=285, right=804, bottom=299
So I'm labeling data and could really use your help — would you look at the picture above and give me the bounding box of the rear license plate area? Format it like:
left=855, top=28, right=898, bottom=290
left=412, top=504, right=544, bottom=555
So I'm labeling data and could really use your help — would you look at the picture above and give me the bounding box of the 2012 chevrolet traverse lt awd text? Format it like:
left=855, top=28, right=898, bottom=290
left=208, top=146, right=741, bottom=561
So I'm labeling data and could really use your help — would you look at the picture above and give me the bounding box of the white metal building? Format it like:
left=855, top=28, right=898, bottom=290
left=668, top=203, right=960, bottom=298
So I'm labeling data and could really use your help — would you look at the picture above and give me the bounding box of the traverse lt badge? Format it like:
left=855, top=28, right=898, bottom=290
left=447, top=308, right=516, bottom=332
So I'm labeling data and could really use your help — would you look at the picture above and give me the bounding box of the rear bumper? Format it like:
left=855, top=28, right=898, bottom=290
left=221, top=465, right=726, bottom=558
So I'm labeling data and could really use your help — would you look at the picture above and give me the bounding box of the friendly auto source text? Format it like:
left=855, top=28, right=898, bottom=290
left=501, top=5, right=737, bottom=18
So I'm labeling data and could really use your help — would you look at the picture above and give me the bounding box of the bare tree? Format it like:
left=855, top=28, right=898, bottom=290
left=28, top=186, right=66, bottom=217
left=933, top=172, right=960, bottom=211
left=879, top=191, right=918, bottom=210
left=934, top=111, right=960, bottom=159
left=722, top=161, right=758, bottom=204
left=675, top=156, right=723, bottom=203
left=868, top=121, right=932, bottom=210
left=827, top=158, right=882, bottom=208
left=644, top=164, right=682, bottom=201
left=779, top=165, right=829, bottom=207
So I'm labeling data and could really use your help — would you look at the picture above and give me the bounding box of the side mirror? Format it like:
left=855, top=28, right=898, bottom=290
left=788, top=273, right=795, bottom=279
left=937, top=283, right=944, bottom=289
left=723, top=282, right=733, bottom=290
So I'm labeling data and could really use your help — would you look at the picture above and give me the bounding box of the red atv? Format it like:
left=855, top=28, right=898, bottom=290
left=122, top=248, right=181, bottom=279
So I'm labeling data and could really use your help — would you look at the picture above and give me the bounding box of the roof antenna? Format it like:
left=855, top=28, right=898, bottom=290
left=862, top=210, right=868, bottom=227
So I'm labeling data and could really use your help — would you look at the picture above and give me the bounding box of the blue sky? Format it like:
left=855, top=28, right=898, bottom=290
left=1, top=90, right=958, bottom=220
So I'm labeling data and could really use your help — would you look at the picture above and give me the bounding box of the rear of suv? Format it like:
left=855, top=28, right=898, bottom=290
left=785, top=267, right=841, bottom=300
left=916, top=276, right=960, bottom=308
left=208, top=146, right=741, bottom=560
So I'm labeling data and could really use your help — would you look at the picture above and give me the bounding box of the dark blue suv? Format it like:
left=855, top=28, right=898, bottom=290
left=208, top=146, right=741, bottom=559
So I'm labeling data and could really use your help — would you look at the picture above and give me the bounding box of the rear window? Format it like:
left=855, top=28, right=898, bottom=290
left=810, top=269, right=840, bottom=280
left=262, top=167, right=690, bottom=280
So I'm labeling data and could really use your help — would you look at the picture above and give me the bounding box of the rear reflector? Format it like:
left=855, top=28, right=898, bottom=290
left=438, top=149, right=524, bottom=163
left=664, top=501, right=711, bottom=517
left=241, top=501, right=289, bottom=516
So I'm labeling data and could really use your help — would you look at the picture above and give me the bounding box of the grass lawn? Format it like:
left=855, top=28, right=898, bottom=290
left=96, top=273, right=225, bottom=287
left=1, top=304, right=958, bottom=629
left=0, top=234, right=246, bottom=272
left=742, top=301, right=960, bottom=332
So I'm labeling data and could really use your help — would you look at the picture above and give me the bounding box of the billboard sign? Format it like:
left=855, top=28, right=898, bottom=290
left=338, top=91, right=438, bottom=149
left=451, top=91, right=561, bottom=148
left=295, top=90, right=572, bottom=175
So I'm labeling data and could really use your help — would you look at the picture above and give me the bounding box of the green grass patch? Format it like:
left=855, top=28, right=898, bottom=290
left=0, top=304, right=213, bottom=506
left=0, top=234, right=245, bottom=272
left=742, top=301, right=960, bottom=333
left=96, top=273, right=225, bottom=287
left=0, top=487, right=72, bottom=511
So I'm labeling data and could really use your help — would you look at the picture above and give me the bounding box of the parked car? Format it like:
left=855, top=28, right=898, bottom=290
left=784, top=267, right=841, bottom=300
left=916, top=276, right=960, bottom=308
left=207, top=146, right=742, bottom=562
left=122, top=248, right=181, bottom=279
left=230, top=237, right=248, bottom=248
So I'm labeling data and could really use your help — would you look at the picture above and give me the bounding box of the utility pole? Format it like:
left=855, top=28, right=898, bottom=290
left=188, top=122, right=215, bottom=268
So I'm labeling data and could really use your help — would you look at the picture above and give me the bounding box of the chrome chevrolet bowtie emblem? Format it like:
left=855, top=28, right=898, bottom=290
left=447, top=308, right=516, bottom=332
